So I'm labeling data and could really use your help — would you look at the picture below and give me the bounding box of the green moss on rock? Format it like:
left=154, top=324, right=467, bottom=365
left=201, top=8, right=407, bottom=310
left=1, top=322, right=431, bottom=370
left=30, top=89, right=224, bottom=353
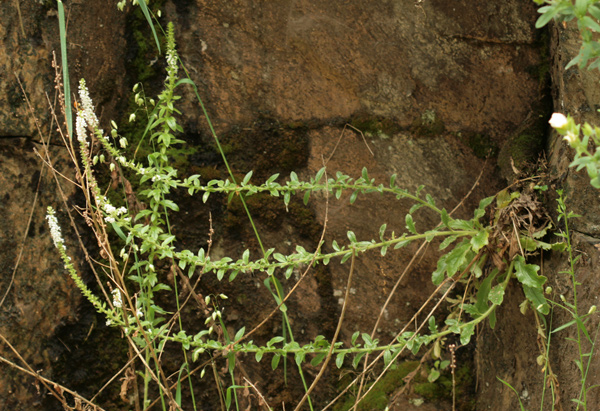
left=411, top=110, right=446, bottom=137
left=460, top=131, right=498, bottom=159
left=350, top=114, right=402, bottom=139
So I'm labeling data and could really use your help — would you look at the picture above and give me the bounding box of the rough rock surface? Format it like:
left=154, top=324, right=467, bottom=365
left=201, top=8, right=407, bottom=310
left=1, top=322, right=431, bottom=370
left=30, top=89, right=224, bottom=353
left=477, top=19, right=600, bottom=411
left=0, top=0, right=565, bottom=409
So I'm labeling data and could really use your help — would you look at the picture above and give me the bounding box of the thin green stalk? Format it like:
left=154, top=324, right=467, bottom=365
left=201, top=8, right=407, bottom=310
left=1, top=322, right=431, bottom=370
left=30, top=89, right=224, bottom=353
left=162, top=195, right=198, bottom=410
left=560, top=197, right=586, bottom=410
left=57, top=0, right=72, bottom=139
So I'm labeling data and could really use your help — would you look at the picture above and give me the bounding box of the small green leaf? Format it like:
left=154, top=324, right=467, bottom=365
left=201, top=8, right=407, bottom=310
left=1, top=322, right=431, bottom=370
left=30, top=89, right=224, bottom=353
left=234, top=327, right=245, bottom=341
left=383, top=349, right=392, bottom=366
left=242, top=170, right=253, bottom=185
left=449, top=219, right=472, bottom=231
left=303, top=190, right=311, bottom=205
left=255, top=350, right=264, bottom=362
left=335, top=352, right=345, bottom=368
left=439, top=235, right=458, bottom=251
left=523, top=284, right=550, bottom=315
left=432, top=254, right=448, bottom=285
left=445, top=239, right=471, bottom=277
left=460, top=323, right=475, bottom=345
left=514, top=256, right=546, bottom=289
left=475, top=270, right=497, bottom=314
left=489, top=284, right=505, bottom=306
left=428, top=369, right=441, bottom=383
left=228, top=351, right=235, bottom=373
left=311, top=353, right=326, bottom=366
left=361, top=167, right=369, bottom=181
left=271, top=354, right=281, bottom=370
left=347, top=231, right=357, bottom=243
left=440, top=208, right=451, bottom=227
left=314, top=167, right=325, bottom=183
left=535, top=5, right=560, bottom=28
left=379, top=223, right=387, bottom=240
left=405, top=214, right=417, bottom=234
left=352, top=352, right=366, bottom=369
left=351, top=331, right=360, bottom=345
left=470, top=229, right=489, bottom=252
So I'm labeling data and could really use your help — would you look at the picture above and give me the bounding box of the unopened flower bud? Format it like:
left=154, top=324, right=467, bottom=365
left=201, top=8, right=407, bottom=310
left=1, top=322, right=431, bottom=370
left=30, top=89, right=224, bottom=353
left=109, top=163, right=115, bottom=172
left=589, top=305, right=597, bottom=315
left=129, top=113, right=136, bottom=123
left=111, top=120, right=118, bottom=130
left=563, top=131, right=578, bottom=145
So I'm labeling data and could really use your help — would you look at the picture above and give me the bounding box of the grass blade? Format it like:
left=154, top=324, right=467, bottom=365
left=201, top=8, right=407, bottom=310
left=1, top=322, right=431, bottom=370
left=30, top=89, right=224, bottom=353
left=57, top=0, right=72, bottom=139
left=137, top=0, right=161, bottom=54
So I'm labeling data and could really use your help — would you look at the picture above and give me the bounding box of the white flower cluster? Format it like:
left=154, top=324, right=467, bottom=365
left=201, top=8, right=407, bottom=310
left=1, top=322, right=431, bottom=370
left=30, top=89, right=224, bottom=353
left=166, top=48, right=178, bottom=74
left=75, top=115, right=88, bottom=146
left=78, top=79, right=101, bottom=132
left=111, top=288, right=123, bottom=308
left=102, top=202, right=128, bottom=224
left=45, top=207, right=65, bottom=249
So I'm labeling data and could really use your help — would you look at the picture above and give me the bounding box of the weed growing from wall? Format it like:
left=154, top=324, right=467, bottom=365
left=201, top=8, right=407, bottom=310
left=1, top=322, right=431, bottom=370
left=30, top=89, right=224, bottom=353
left=17, top=1, right=600, bottom=410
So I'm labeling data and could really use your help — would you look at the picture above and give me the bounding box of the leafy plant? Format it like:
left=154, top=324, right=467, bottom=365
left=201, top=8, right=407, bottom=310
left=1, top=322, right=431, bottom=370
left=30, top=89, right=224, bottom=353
left=17, top=1, right=600, bottom=410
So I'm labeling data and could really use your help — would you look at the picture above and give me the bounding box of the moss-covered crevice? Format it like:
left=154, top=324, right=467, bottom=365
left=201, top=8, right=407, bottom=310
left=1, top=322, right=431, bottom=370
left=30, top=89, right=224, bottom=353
left=349, top=113, right=402, bottom=139
left=497, top=25, right=553, bottom=180
left=410, top=109, right=446, bottom=138
left=459, top=131, right=499, bottom=159
left=332, top=358, right=475, bottom=411
left=497, top=101, right=552, bottom=180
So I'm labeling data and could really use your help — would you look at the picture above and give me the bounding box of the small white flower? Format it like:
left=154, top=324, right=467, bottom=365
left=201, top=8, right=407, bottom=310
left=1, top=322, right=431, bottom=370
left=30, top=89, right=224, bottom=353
left=103, top=203, right=116, bottom=214
left=106, top=319, right=112, bottom=326
left=111, top=289, right=123, bottom=308
left=549, top=113, right=568, bottom=129
left=129, top=113, right=136, bottom=123
left=117, top=207, right=128, bottom=215
left=563, top=131, right=578, bottom=144
left=119, top=137, right=128, bottom=148
left=105, top=216, right=116, bottom=223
